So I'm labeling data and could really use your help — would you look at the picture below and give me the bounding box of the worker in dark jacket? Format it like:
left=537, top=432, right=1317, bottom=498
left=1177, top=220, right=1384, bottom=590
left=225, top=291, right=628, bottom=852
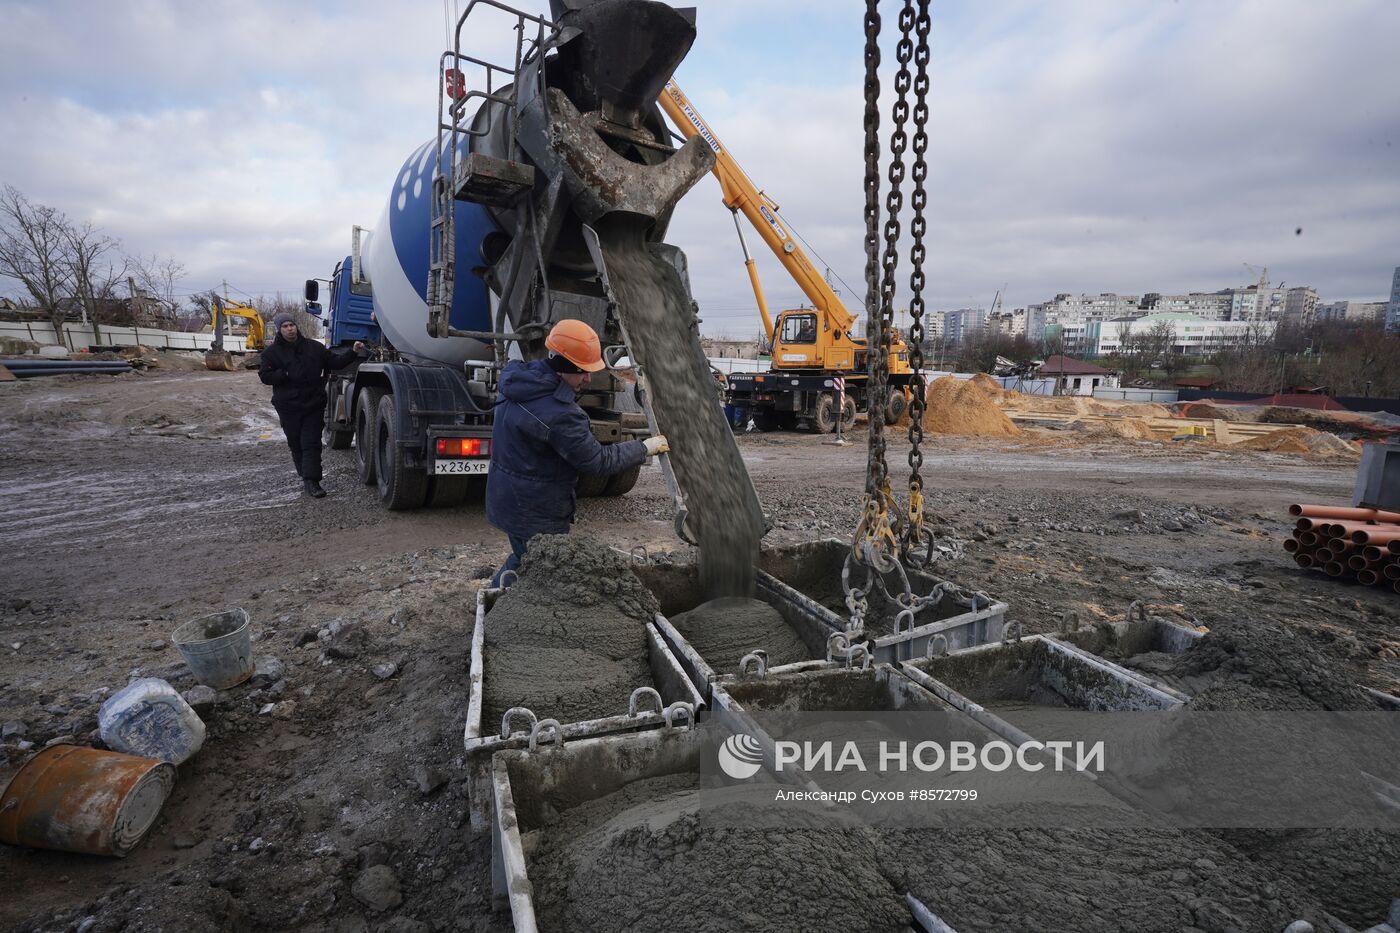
left=258, top=313, right=364, bottom=498
left=487, top=319, right=667, bottom=585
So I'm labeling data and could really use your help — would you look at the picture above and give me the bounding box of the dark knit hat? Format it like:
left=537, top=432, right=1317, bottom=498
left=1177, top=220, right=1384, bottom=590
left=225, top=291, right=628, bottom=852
left=272, top=312, right=297, bottom=329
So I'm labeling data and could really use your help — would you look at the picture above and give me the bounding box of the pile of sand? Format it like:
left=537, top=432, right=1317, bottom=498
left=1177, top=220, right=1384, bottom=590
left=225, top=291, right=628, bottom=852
left=483, top=534, right=661, bottom=725
left=1072, top=419, right=1159, bottom=441
left=1235, top=427, right=1359, bottom=459
left=922, top=376, right=1021, bottom=437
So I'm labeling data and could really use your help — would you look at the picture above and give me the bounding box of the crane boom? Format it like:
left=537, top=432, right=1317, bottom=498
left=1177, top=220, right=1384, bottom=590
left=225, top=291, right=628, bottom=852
left=659, top=80, right=856, bottom=341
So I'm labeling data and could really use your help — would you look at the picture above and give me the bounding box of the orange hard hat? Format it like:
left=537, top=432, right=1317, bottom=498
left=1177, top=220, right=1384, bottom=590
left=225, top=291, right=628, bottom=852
left=544, top=319, right=605, bottom=372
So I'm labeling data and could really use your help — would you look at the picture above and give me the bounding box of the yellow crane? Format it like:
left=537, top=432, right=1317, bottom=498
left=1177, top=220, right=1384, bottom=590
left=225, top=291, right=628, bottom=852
left=659, top=80, right=913, bottom=432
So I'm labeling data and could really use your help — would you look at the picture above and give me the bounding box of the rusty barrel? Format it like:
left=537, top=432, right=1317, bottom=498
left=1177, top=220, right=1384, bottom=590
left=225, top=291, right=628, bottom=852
left=0, top=744, right=175, bottom=856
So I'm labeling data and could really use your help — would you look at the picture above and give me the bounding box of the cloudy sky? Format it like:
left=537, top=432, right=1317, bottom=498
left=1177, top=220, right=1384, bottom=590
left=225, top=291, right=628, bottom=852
left=2, top=0, right=1397, bottom=337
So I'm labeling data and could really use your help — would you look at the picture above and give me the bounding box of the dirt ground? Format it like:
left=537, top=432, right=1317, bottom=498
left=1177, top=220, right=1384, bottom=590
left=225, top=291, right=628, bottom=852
left=1, top=370, right=1397, bottom=932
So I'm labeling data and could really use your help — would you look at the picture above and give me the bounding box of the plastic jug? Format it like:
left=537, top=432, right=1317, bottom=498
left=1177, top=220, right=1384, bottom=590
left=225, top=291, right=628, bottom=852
left=98, top=678, right=206, bottom=765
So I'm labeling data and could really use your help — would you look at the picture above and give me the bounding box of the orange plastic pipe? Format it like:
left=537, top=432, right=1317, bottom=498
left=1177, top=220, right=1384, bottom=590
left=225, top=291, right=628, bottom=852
left=1283, top=538, right=1300, bottom=553
left=1387, top=563, right=1400, bottom=581
left=1294, top=553, right=1314, bottom=569
left=1357, top=569, right=1380, bottom=586
left=1290, top=504, right=1400, bottom=523
left=1325, top=520, right=1379, bottom=538
left=1350, top=527, right=1400, bottom=545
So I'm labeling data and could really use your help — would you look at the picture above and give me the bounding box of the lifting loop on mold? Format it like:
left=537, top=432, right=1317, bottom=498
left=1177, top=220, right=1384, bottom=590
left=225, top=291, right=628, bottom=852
left=628, top=686, right=664, bottom=717
left=1058, top=609, right=1081, bottom=634
left=662, top=701, right=695, bottom=730
left=739, top=651, right=768, bottom=677
left=629, top=544, right=649, bottom=564
left=894, top=608, right=916, bottom=635
left=1001, top=621, right=1024, bottom=645
left=826, top=631, right=852, bottom=662
left=1126, top=600, right=1148, bottom=623
left=498, top=568, right=519, bottom=590
left=500, top=706, right=539, bottom=739
left=846, top=643, right=873, bottom=671
left=926, top=633, right=950, bottom=659
left=528, top=718, right=563, bottom=752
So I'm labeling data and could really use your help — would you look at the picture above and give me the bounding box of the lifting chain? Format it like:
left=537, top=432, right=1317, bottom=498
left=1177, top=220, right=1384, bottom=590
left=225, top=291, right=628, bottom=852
left=901, top=0, right=934, bottom=568
left=853, top=0, right=915, bottom=574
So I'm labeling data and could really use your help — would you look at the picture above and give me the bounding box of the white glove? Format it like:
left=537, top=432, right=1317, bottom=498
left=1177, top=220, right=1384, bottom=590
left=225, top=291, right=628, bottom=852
left=643, top=434, right=670, bottom=456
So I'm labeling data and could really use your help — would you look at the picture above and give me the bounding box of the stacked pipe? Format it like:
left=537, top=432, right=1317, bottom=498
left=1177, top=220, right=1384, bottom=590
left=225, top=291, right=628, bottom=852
left=2, top=358, right=132, bottom=378
left=1287, top=504, right=1400, bottom=593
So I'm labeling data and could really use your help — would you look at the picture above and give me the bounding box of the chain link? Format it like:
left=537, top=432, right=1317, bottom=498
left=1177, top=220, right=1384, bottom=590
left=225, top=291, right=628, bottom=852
left=860, top=0, right=883, bottom=504
left=901, top=0, right=933, bottom=566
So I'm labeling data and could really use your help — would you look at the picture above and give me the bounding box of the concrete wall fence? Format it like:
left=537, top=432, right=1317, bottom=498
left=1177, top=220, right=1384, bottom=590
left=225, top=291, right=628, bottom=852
left=0, top=320, right=246, bottom=353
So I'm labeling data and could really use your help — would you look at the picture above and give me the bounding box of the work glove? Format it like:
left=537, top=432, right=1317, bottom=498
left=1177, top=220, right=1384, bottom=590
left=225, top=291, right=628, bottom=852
left=643, top=434, right=669, bottom=456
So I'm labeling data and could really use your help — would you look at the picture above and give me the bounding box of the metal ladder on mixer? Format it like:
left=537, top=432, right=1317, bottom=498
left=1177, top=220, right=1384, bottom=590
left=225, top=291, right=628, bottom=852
left=427, top=0, right=556, bottom=340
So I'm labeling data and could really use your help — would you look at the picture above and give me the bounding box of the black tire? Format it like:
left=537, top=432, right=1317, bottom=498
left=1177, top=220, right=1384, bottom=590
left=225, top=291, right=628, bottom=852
left=885, top=390, right=908, bottom=424
left=354, top=387, right=384, bottom=486
left=576, top=473, right=610, bottom=497
left=603, top=463, right=641, bottom=496
left=751, top=408, right=781, bottom=432
left=426, top=475, right=469, bottom=508
left=375, top=394, right=427, bottom=510
left=324, top=388, right=353, bottom=449
left=813, top=396, right=838, bottom=434
left=839, top=396, right=857, bottom=432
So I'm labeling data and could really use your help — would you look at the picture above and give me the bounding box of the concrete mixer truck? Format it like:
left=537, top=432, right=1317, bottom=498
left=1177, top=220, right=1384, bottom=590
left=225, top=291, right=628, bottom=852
left=307, top=0, right=712, bottom=511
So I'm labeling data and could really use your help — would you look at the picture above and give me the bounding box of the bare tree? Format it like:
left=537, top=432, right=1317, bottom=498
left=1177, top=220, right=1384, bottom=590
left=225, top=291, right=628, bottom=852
left=131, top=253, right=186, bottom=326
left=0, top=186, right=73, bottom=333
left=63, top=220, right=125, bottom=341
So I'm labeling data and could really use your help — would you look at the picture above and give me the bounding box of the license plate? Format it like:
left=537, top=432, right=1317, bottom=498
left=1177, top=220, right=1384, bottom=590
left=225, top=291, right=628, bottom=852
left=434, top=459, right=489, bottom=475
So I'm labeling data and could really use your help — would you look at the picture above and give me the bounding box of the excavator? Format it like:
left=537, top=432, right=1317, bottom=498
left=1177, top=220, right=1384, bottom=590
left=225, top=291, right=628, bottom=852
left=659, top=80, right=915, bottom=433
left=204, top=297, right=267, bottom=371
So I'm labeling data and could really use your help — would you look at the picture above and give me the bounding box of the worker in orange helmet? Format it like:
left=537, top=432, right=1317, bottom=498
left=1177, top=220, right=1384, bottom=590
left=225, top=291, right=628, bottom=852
left=486, top=319, right=668, bottom=585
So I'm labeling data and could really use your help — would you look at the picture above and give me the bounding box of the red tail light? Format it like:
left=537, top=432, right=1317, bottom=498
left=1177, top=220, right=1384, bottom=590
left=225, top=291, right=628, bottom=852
left=435, top=437, right=489, bottom=457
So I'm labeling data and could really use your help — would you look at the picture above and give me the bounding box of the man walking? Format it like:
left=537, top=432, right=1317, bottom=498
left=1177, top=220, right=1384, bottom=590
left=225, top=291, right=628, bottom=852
left=487, top=319, right=667, bottom=585
left=258, top=313, right=364, bottom=497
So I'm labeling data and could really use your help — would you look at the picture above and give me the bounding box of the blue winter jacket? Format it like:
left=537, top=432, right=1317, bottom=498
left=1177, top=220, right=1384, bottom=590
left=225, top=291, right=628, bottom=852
left=486, top=360, right=647, bottom=538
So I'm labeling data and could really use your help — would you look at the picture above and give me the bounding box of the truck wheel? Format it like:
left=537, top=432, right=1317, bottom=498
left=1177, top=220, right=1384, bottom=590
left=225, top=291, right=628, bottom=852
left=375, top=394, right=427, bottom=510
left=840, top=396, right=857, bottom=432
left=324, top=389, right=353, bottom=450
left=355, top=388, right=385, bottom=486
left=576, top=473, right=610, bottom=497
left=813, top=396, right=838, bottom=434
left=603, top=464, right=641, bottom=496
left=885, top=391, right=908, bottom=425
left=426, top=476, right=469, bottom=508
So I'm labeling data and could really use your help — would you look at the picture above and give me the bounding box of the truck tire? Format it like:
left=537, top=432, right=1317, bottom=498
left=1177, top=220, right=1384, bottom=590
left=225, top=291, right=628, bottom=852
left=885, top=390, right=908, bottom=425
left=324, top=388, right=353, bottom=450
left=603, top=463, right=641, bottom=496
left=375, top=393, right=427, bottom=510
left=576, top=473, right=610, bottom=497
left=812, top=396, right=838, bottom=434
left=355, top=387, right=385, bottom=486
left=426, top=476, right=469, bottom=508
left=839, top=396, right=857, bottom=432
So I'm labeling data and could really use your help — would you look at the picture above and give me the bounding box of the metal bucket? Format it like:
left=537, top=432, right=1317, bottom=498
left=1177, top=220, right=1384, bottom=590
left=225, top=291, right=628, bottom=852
left=0, top=744, right=176, bottom=857
left=171, top=608, right=254, bottom=689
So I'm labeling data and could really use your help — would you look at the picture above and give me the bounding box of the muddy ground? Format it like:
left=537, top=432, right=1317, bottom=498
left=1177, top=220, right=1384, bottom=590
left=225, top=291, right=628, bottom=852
left=1, top=370, right=1397, bottom=932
